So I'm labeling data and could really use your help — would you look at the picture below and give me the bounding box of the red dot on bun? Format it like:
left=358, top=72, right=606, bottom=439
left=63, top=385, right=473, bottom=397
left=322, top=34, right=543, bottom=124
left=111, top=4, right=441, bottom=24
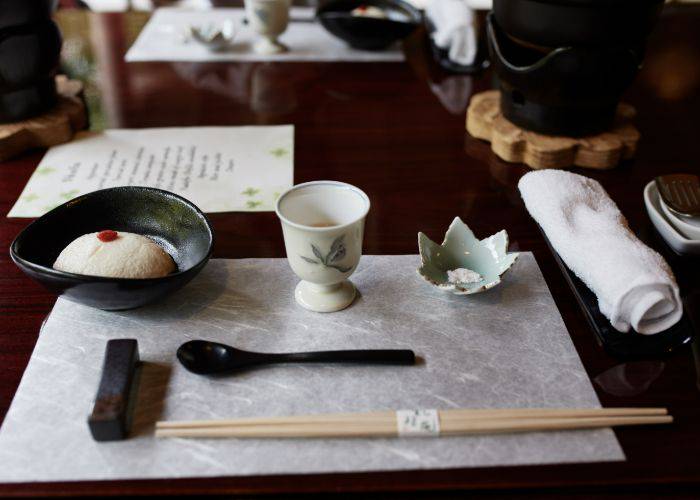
left=97, top=230, right=119, bottom=242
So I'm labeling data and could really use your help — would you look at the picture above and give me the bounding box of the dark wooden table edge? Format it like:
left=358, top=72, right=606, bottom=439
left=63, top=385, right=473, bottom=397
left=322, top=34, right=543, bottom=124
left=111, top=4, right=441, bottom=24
left=1, top=462, right=700, bottom=497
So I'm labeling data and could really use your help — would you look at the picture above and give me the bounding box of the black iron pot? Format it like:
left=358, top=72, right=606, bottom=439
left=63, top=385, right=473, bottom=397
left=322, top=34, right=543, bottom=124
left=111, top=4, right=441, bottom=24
left=0, top=0, right=55, bottom=32
left=487, top=14, right=640, bottom=136
left=0, top=77, right=56, bottom=122
left=0, top=20, right=62, bottom=92
left=493, top=0, right=664, bottom=48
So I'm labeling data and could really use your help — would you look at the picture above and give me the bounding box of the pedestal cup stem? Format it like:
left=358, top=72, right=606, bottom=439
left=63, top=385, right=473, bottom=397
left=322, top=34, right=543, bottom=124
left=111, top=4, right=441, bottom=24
left=307, top=282, right=341, bottom=294
left=295, top=279, right=356, bottom=313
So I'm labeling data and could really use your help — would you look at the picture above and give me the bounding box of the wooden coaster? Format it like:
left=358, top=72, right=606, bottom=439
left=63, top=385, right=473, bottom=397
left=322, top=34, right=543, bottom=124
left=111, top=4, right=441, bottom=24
left=0, top=75, right=87, bottom=162
left=466, top=90, right=640, bottom=170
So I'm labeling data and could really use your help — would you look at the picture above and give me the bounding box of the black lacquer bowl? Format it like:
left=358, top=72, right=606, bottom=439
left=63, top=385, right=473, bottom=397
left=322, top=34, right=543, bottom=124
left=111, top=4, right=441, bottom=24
left=10, top=187, right=214, bottom=311
left=317, top=0, right=421, bottom=51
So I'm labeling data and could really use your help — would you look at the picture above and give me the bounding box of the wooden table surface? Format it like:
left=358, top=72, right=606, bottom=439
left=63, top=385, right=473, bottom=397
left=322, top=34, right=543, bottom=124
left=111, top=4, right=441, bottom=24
left=1, top=5, right=699, bottom=498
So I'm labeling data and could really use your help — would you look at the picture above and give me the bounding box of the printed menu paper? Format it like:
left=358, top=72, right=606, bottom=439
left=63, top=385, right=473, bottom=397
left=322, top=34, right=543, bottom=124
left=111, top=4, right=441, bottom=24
left=7, top=125, right=294, bottom=217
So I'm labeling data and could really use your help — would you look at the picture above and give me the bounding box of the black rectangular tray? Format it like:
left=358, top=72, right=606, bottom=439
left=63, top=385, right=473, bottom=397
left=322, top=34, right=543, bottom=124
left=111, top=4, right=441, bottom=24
left=541, top=232, right=694, bottom=359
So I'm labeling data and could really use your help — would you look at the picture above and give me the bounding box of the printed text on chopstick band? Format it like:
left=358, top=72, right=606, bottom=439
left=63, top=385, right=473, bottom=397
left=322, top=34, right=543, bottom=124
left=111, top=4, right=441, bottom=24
left=396, top=409, right=440, bottom=436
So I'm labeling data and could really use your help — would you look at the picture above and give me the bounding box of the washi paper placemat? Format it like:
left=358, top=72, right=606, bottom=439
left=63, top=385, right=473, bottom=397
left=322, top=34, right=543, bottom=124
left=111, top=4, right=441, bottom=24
left=8, top=125, right=294, bottom=217
left=0, top=254, right=623, bottom=482
left=125, top=8, right=404, bottom=63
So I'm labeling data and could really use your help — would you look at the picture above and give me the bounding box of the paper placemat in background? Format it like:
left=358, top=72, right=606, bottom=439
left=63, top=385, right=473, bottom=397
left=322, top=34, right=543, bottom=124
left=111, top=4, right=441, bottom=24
left=125, top=8, right=405, bottom=62
left=0, top=254, right=623, bottom=483
left=7, top=125, right=294, bottom=217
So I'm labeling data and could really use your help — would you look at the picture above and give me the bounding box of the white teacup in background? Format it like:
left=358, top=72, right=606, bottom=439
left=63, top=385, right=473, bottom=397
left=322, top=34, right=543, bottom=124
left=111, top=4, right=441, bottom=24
left=276, top=181, right=370, bottom=313
left=244, top=0, right=291, bottom=54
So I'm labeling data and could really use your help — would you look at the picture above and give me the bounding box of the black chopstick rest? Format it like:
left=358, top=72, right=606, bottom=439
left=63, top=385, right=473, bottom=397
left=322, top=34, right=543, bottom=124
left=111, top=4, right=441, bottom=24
left=88, top=339, right=141, bottom=442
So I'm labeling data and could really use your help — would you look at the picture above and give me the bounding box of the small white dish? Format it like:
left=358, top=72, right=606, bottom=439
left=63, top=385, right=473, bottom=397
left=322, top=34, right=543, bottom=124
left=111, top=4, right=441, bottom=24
left=417, top=217, right=519, bottom=295
left=658, top=196, right=700, bottom=240
left=189, top=20, right=237, bottom=51
left=644, top=181, right=700, bottom=256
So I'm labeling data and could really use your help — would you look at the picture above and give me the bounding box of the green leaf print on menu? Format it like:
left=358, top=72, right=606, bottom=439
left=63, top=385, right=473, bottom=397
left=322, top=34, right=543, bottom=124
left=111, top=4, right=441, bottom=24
left=269, top=147, right=290, bottom=158
left=22, top=193, right=39, bottom=203
left=60, top=190, right=80, bottom=200
left=35, top=166, right=56, bottom=176
left=42, top=203, right=60, bottom=212
left=241, top=187, right=260, bottom=197
left=246, top=200, right=263, bottom=209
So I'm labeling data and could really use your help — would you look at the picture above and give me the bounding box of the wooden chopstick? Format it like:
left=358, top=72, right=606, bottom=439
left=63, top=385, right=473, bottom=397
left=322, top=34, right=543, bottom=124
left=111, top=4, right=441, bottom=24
left=156, top=407, right=667, bottom=429
left=155, top=408, right=671, bottom=439
left=155, top=415, right=672, bottom=439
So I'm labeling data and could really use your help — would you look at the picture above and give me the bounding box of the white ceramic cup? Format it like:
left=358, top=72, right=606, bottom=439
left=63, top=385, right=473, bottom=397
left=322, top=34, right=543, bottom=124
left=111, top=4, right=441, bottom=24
left=275, top=181, right=370, bottom=313
left=244, top=0, right=291, bottom=55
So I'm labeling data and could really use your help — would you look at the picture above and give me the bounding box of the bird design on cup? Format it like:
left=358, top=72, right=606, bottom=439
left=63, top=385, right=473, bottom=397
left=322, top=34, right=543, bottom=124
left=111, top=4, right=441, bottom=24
left=300, top=234, right=352, bottom=273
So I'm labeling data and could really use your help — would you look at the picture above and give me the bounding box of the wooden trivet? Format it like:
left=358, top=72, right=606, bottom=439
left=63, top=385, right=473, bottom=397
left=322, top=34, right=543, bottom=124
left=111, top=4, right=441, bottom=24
left=466, top=90, right=640, bottom=170
left=0, top=75, right=87, bottom=162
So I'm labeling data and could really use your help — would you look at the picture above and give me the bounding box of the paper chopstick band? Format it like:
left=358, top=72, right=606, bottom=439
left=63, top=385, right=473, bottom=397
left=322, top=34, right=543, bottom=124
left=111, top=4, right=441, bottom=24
left=396, top=409, right=440, bottom=436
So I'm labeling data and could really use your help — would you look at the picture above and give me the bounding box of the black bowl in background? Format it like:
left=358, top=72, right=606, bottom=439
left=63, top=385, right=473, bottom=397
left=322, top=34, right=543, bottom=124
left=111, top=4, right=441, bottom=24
left=493, top=0, right=664, bottom=48
left=487, top=14, right=640, bottom=136
left=10, top=187, right=214, bottom=311
left=317, top=0, right=421, bottom=51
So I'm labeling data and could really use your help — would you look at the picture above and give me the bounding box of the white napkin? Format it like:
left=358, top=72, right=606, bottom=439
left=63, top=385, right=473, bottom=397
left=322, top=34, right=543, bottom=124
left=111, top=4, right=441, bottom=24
left=519, top=170, right=683, bottom=335
left=426, top=0, right=478, bottom=66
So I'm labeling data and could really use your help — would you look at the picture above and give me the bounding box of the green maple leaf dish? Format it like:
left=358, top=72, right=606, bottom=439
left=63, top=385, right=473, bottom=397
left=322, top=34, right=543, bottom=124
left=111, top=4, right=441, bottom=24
left=241, top=187, right=260, bottom=197
left=417, top=217, right=519, bottom=295
left=300, top=234, right=352, bottom=273
left=269, top=147, right=289, bottom=158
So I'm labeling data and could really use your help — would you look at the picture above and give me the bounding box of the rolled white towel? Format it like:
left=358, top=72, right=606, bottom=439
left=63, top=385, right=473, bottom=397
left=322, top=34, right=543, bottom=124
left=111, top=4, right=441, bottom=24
left=518, top=170, right=683, bottom=335
left=426, top=0, right=477, bottom=67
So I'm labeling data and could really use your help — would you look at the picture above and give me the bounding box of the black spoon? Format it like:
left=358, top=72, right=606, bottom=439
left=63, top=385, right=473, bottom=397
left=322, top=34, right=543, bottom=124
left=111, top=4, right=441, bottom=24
left=177, top=340, right=416, bottom=375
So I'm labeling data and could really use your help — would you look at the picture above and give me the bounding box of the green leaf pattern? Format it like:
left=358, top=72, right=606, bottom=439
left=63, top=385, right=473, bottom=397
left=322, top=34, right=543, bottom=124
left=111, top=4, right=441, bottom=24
left=60, top=190, right=80, bottom=200
left=301, top=234, right=352, bottom=273
left=241, top=187, right=260, bottom=197
left=35, top=167, right=56, bottom=176
left=269, top=147, right=290, bottom=158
